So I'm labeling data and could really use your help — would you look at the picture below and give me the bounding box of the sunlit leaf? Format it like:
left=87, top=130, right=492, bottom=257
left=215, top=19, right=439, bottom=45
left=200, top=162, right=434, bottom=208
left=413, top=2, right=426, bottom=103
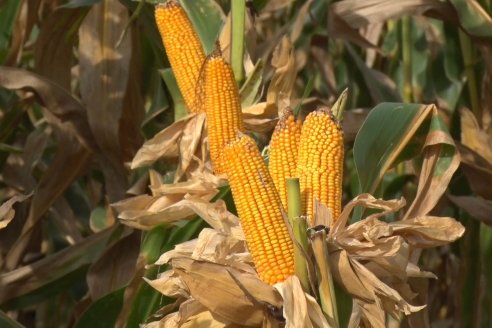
left=180, top=0, right=225, bottom=54
left=353, top=103, right=459, bottom=219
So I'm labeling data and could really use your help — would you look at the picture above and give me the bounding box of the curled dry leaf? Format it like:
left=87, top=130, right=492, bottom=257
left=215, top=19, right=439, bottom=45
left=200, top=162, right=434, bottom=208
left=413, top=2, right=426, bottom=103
left=448, top=194, right=492, bottom=226
left=275, top=276, right=329, bottom=328
left=325, top=194, right=464, bottom=323
left=331, top=0, right=455, bottom=30
left=0, top=67, right=97, bottom=152
left=172, top=257, right=281, bottom=327
left=144, top=270, right=190, bottom=299
left=131, top=113, right=202, bottom=169
left=145, top=192, right=464, bottom=326
left=458, top=144, right=492, bottom=200
left=155, top=228, right=248, bottom=271
left=114, top=165, right=230, bottom=230
left=165, top=302, right=233, bottom=328
left=0, top=193, right=32, bottom=230
left=267, top=36, right=296, bottom=114
left=460, top=108, right=492, bottom=163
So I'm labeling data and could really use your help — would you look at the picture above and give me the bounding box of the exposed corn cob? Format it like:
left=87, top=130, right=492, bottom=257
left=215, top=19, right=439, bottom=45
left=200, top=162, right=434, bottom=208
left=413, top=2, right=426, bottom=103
left=268, top=109, right=302, bottom=211
left=202, top=47, right=244, bottom=174
left=296, top=107, right=344, bottom=223
left=155, top=1, right=205, bottom=112
left=222, top=135, right=294, bottom=285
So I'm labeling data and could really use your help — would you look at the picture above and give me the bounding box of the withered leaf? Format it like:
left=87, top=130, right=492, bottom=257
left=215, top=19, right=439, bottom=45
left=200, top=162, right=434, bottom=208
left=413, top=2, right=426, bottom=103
left=275, top=276, right=329, bottom=328
left=171, top=257, right=282, bottom=327
left=448, top=194, right=492, bottom=226
left=458, top=144, right=492, bottom=199
left=87, top=231, right=140, bottom=300
left=0, top=193, right=32, bottom=230
left=6, top=140, right=91, bottom=269
left=267, top=37, right=297, bottom=114
left=0, top=67, right=97, bottom=151
left=131, top=114, right=197, bottom=169
left=460, top=107, right=492, bottom=163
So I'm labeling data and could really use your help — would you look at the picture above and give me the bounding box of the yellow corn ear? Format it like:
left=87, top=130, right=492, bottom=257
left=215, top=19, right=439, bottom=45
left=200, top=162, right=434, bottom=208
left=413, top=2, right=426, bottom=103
left=155, top=1, right=205, bottom=112
left=296, top=107, right=344, bottom=223
left=202, top=47, right=244, bottom=174
left=268, top=109, right=302, bottom=211
left=222, top=135, right=294, bottom=285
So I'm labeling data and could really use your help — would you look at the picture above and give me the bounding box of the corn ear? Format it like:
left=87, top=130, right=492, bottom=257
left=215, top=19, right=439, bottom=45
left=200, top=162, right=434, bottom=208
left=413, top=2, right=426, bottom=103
left=296, top=107, right=344, bottom=223
left=222, top=135, right=294, bottom=285
left=155, top=1, right=205, bottom=112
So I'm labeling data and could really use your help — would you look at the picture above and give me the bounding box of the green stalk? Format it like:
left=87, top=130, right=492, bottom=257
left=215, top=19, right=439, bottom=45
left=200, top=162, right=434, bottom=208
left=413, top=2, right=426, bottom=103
left=402, top=16, right=413, bottom=103
left=286, top=177, right=310, bottom=293
left=311, top=229, right=339, bottom=327
left=459, top=30, right=481, bottom=122
left=231, top=0, right=245, bottom=84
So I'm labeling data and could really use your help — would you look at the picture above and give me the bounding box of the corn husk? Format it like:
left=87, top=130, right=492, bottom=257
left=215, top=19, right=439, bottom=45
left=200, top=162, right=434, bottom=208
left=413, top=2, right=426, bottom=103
left=144, top=192, right=464, bottom=327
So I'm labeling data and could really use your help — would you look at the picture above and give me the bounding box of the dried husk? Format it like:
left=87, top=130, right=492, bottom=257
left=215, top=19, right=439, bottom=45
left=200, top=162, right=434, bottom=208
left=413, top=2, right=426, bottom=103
left=113, top=163, right=227, bottom=230
left=145, top=193, right=464, bottom=327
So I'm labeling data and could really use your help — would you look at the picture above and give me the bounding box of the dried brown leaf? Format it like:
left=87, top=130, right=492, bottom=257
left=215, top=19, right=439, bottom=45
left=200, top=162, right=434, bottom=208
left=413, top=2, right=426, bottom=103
left=2, top=129, right=49, bottom=192
left=458, top=144, right=492, bottom=199
left=115, top=194, right=195, bottom=230
left=119, top=28, right=145, bottom=163
left=174, top=112, right=207, bottom=181
left=151, top=176, right=219, bottom=196
left=328, top=10, right=379, bottom=49
left=181, top=311, right=230, bottom=328
left=262, top=0, right=293, bottom=12
left=52, top=198, right=84, bottom=244
left=448, top=194, right=492, bottom=226
left=115, top=192, right=243, bottom=237
left=145, top=270, right=190, bottom=299
left=6, top=140, right=91, bottom=269
left=79, top=0, right=132, bottom=201
left=403, top=106, right=460, bottom=219
left=482, top=70, right=492, bottom=136
left=322, top=193, right=464, bottom=324
left=275, top=276, right=329, bottom=328
left=390, top=216, right=465, bottom=248
left=332, top=193, right=406, bottom=235
left=0, top=67, right=98, bottom=151
left=34, top=7, right=86, bottom=88
left=4, top=0, right=27, bottom=66
left=87, top=231, right=140, bottom=299
left=156, top=228, right=249, bottom=273
left=0, top=227, right=118, bottom=303
left=171, top=257, right=282, bottom=327
left=267, top=37, right=297, bottom=113
left=218, top=13, right=232, bottom=63
left=0, top=193, right=31, bottom=230
left=331, top=0, right=455, bottom=30
left=131, top=114, right=196, bottom=169
left=329, top=249, right=426, bottom=321
left=290, top=0, right=313, bottom=43
left=79, top=0, right=130, bottom=158
left=460, top=107, right=492, bottom=163
left=341, top=108, right=371, bottom=143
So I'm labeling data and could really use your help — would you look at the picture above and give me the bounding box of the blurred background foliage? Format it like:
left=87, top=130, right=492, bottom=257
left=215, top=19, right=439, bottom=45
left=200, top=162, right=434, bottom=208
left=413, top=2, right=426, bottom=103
left=0, top=0, right=492, bottom=326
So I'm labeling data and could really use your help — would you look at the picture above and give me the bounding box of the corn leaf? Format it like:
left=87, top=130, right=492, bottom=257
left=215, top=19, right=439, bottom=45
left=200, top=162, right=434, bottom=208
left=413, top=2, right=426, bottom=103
left=180, top=0, right=225, bottom=54
left=449, top=0, right=492, bottom=38
left=353, top=103, right=459, bottom=219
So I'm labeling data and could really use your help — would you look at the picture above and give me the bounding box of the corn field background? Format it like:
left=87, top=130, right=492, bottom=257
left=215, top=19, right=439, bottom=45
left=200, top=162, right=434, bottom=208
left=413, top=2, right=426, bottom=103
left=0, top=0, right=492, bottom=327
